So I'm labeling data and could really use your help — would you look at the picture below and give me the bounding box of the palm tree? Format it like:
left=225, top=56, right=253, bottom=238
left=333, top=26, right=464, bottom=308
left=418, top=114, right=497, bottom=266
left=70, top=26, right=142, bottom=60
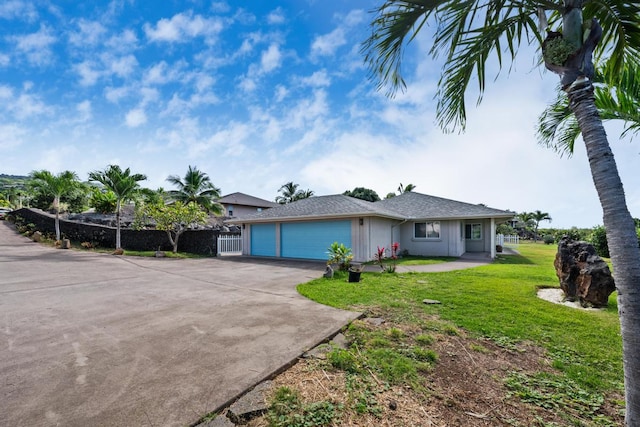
left=166, top=166, right=223, bottom=214
left=275, top=182, right=299, bottom=204
left=538, top=57, right=640, bottom=155
left=293, top=189, right=314, bottom=201
left=89, top=165, right=147, bottom=250
left=362, top=2, right=640, bottom=422
left=28, top=170, right=79, bottom=241
left=531, top=210, right=552, bottom=242
left=397, top=183, right=416, bottom=194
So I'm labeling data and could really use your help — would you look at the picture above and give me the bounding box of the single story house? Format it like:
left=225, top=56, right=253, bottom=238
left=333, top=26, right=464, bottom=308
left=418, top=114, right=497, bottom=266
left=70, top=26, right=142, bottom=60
left=228, top=192, right=515, bottom=262
left=217, top=192, right=279, bottom=218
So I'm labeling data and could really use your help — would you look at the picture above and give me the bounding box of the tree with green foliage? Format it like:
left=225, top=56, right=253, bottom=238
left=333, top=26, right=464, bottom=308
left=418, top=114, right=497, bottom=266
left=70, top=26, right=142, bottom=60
left=89, top=165, right=147, bottom=250
left=343, top=187, right=381, bottom=202
left=362, top=2, right=640, bottom=421
left=28, top=170, right=80, bottom=241
left=531, top=210, right=552, bottom=242
left=397, top=183, right=416, bottom=194
left=276, top=182, right=315, bottom=204
left=166, top=166, right=222, bottom=214
left=142, top=201, right=207, bottom=253
left=89, top=187, right=117, bottom=214
left=538, top=57, right=640, bottom=155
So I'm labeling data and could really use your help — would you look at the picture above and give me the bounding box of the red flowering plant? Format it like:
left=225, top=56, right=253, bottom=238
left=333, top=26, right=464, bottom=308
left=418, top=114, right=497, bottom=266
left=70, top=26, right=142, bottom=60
left=375, top=242, right=400, bottom=273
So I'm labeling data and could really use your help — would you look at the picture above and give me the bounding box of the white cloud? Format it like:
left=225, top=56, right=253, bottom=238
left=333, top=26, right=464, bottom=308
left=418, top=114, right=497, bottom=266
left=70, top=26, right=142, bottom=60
left=299, top=70, right=331, bottom=87
left=143, top=60, right=184, bottom=85
left=74, top=61, right=101, bottom=86
left=68, top=19, right=107, bottom=46
left=260, top=43, right=282, bottom=73
left=105, top=29, right=139, bottom=52
left=0, top=123, right=27, bottom=149
left=266, top=7, right=285, bottom=25
left=106, top=54, right=138, bottom=77
left=11, top=25, right=57, bottom=66
left=274, top=85, right=288, bottom=102
left=310, top=27, right=345, bottom=58
left=0, top=53, right=10, bottom=67
left=144, top=12, right=224, bottom=44
left=125, top=108, right=147, bottom=127
left=0, top=0, right=38, bottom=21
left=76, top=100, right=92, bottom=122
left=104, top=86, right=129, bottom=103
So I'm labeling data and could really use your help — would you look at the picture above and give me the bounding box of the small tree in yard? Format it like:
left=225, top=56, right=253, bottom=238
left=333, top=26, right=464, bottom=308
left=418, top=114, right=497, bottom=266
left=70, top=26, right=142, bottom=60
left=145, top=201, right=207, bottom=253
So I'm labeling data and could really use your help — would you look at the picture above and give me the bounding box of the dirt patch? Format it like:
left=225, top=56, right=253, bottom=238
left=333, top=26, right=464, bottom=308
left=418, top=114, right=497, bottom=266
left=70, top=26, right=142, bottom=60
left=237, top=314, right=623, bottom=426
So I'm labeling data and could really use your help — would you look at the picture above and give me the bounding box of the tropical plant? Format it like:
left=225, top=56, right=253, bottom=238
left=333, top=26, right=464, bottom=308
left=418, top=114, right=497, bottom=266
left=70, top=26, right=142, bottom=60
left=166, top=166, right=222, bottom=214
left=89, top=165, right=147, bottom=250
left=327, top=242, right=353, bottom=272
left=532, top=210, right=552, bottom=242
left=343, top=187, right=381, bottom=202
left=28, top=170, right=80, bottom=241
left=143, top=201, right=208, bottom=253
left=538, top=57, right=640, bottom=156
left=397, top=183, right=416, bottom=194
left=89, top=188, right=117, bottom=214
left=276, top=182, right=314, bottom=204
left=362, top=1, right=640, bottom=422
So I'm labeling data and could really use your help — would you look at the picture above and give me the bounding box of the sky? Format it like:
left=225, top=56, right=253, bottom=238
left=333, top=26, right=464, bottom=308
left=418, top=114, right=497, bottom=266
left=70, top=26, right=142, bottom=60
left=1, top=0, right=638, bottom=229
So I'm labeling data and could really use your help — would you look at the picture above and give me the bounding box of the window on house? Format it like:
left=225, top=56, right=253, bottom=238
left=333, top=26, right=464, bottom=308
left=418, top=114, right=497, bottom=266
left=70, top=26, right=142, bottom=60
left=414, top=221, right=440, bottom=239
left=228, top=205, right=234, bottom=216
left=465, top=223, right=482, bottom=240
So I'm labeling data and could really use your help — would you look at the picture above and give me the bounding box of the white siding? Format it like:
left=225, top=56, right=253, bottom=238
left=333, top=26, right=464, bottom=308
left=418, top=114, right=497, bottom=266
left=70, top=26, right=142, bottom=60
left=398, top=220, right=463, bottom=257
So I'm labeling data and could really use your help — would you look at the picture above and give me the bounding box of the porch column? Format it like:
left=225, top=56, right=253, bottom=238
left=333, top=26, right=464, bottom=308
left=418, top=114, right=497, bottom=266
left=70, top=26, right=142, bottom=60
left=490, top=218, right=496, bottom=258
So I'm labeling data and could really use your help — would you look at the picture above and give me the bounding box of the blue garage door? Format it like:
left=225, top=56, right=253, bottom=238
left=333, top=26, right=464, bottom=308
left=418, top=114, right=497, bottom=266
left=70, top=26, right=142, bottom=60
left=281, top=220, right=351, bottom=260
left=251, top=224, right=276, bottom=256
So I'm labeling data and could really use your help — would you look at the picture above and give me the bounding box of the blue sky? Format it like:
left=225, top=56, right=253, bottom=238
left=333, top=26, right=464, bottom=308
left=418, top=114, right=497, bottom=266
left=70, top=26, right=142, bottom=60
left=1, top=0, right=638, bottom=228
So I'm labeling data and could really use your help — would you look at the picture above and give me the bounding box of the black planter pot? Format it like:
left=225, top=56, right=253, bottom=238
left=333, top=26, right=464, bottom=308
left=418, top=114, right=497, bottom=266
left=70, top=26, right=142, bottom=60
left=348, top=270, right=361, bottom=283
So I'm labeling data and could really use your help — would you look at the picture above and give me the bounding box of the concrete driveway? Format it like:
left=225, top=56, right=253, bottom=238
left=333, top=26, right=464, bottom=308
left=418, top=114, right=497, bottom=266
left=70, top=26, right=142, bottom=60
left=0, top=221, right=360, bottom=427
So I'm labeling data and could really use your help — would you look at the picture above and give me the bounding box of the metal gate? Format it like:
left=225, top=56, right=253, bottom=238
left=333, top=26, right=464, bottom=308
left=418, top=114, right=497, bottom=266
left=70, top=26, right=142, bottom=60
left=217, top=234, right=242, bottom=255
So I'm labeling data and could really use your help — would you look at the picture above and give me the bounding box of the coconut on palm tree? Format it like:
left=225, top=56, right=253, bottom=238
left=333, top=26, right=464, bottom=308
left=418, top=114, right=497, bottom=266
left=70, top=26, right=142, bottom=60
left=28, top=170, right=79, bottom=242
left=166, top=166, right=223, bottom=214
left=89, top=165, right=147, bottom=250
left=362, top=1, right=640, bottom=422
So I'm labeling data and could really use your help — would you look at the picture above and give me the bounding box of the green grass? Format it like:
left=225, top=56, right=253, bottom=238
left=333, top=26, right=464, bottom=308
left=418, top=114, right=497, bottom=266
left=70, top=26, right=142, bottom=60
left=298, top=243, right=623, bottom=393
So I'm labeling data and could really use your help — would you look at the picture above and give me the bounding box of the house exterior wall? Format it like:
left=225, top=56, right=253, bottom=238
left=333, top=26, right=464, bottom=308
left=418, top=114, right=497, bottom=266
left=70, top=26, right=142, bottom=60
left=223, top=204, right=268, bottom=218
left=397, top=220, right=465, bottom=257
left=354, top=217, right=396, bottom=262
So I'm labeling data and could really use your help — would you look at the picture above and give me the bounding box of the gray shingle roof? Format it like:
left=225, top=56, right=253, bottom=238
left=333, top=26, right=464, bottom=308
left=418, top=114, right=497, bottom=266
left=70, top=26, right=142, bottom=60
left=234, top=194, right=404, bottom=222
left=376, top=192, right=514, bottom=220
left=230, top=192, right=514, bottom=223
left=217, top=192, right=279, bottom=208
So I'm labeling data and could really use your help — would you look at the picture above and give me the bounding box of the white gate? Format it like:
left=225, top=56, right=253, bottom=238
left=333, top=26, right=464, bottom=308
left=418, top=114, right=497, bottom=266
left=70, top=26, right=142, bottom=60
left=496, top=234, right=520, bottom=246
left=217, top=234, right=242, bottom=255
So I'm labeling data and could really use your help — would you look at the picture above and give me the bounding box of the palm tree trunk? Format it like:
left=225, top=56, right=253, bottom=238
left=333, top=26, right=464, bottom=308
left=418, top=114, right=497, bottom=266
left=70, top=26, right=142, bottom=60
left=568, top=78, right=640, bottom=426
left=116, top=200, right=122, bottom=249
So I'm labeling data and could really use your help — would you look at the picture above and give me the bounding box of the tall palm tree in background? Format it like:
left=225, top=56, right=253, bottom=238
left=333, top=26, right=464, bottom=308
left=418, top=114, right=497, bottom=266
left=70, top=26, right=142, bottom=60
left=538, top=57, right=640, bottom=155
left=397, top=183, right=416, bottom=194
left=28, top=170, right=79, bottom=241
left=532, top=210, right=552, bottom=241
left=275, top=182, right=300, bottom=204
left=166, top=166, right=223, bottom=214
left=362, top=1, right=640, bottom=423
left=89, top=165, right=147, bottom=250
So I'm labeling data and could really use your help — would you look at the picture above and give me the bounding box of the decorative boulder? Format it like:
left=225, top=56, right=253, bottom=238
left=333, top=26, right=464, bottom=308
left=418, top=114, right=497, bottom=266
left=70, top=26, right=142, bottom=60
left=554, top=237, right=616, bottom=307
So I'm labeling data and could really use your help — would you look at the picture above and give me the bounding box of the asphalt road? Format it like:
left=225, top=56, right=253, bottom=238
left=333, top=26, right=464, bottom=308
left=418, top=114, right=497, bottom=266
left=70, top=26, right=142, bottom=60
left=0, top=221, right=360, bottom=426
